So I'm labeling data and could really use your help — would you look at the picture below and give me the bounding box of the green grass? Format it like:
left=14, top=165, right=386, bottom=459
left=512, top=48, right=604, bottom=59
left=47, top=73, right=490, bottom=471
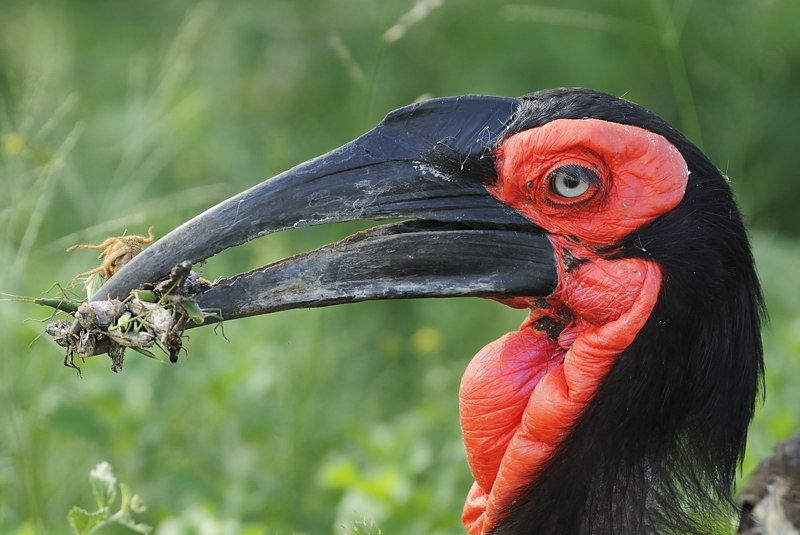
left=1, top=1, right=799, bottom=533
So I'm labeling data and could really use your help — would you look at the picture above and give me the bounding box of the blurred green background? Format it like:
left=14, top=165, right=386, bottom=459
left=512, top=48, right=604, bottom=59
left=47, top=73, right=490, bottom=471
left=1, top=0, right=799, bottom=533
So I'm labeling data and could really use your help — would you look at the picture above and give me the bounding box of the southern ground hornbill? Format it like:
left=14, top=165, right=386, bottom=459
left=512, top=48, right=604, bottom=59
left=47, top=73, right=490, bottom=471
left=91, top=88, right=765, bottom=534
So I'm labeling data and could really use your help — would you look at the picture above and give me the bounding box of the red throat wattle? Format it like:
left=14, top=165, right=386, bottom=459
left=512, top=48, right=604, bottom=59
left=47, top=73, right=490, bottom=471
left=458, top=118, right=689, bottom=534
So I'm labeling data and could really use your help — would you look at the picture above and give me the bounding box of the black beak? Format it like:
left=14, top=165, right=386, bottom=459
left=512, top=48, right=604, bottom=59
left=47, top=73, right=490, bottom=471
left=90, top=96, right=557, bottom=322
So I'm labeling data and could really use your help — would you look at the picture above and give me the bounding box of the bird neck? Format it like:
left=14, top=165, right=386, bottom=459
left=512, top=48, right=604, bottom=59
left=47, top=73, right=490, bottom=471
left=460, top=241, right=663, bottom=534
left=477, top=182, right=764, bottom=534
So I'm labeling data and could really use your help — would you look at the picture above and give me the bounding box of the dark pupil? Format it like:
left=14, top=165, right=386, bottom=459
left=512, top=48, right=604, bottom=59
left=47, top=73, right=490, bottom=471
left=562, top=174, right=581, bottom=189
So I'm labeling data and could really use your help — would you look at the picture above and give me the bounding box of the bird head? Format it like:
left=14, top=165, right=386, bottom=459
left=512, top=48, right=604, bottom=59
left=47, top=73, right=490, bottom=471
left=92, top=88, right=764, bottom=534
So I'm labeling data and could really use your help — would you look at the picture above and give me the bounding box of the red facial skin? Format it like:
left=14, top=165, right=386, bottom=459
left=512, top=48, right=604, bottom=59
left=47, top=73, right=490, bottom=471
left=459, top=119, right=689, bottom=534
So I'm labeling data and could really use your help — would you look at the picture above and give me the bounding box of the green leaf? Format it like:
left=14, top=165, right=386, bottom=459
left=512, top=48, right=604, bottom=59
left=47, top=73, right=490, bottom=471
left=67, top=506, right=107, bottom=535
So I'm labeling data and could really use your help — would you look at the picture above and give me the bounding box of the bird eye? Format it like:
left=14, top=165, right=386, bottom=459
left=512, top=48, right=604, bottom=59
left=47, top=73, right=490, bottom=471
left=547, top=165, right=596, bottom=200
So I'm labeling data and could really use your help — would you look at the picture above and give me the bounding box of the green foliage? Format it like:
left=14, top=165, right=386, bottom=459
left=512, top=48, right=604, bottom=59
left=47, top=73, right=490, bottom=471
left=345, top=519, right=382, bottom=535
left=0, top=1, right=798, bottom=534
left=67, top=462, right=151, bottom=535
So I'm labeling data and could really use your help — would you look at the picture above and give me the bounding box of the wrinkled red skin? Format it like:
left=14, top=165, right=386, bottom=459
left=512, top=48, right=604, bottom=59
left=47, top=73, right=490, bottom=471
left=459, top=119, right=688, bottom=534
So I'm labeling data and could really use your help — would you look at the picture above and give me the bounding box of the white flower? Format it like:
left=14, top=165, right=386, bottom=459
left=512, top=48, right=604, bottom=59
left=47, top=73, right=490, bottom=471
left=90, top=461, right=117, bottom=487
